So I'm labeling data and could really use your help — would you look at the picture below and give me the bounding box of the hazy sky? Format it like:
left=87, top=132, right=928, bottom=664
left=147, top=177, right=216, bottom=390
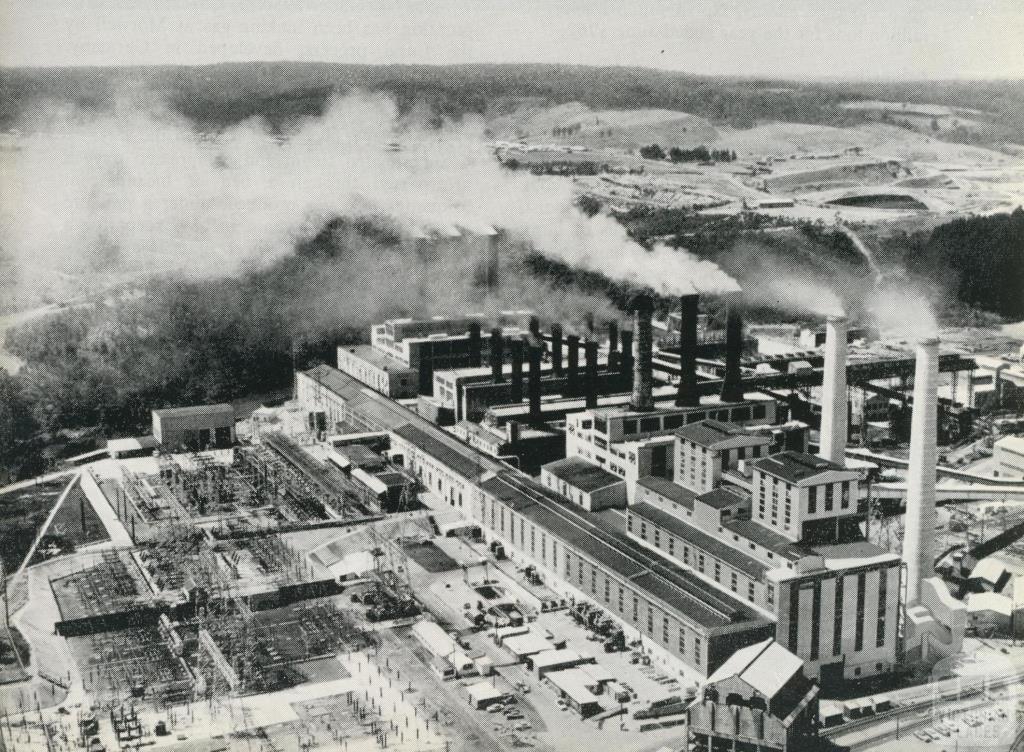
left=1, top=0, right=1022, bottom=79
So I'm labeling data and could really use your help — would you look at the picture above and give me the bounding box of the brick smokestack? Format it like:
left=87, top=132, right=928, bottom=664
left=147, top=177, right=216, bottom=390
left=510, top=340, right=524, bottom=402
left=566, top=335, right=580, bottom=396
left=619, top=329, right=634, bottom=390
left=675, top=294, right=700, bottom=408
left=584, top=340, right=599, bottom=408
left=528, top=344, right=543, bottom=424
left=490, top=327, right=504, bottom=383
left=630, top=294, right=655, bottom=412
left=819, top=315, right=848, bottom=464
left=608, top=321, right=620, bottom=370
left=468, top=322, right=482, bottom=369
left=719, top=297, right=744, bottom=403
left=903, top=337, right=940, bottom=606
left=418, top=341, right=434, bottom=396
left=551, top=324, right=564, bottom=375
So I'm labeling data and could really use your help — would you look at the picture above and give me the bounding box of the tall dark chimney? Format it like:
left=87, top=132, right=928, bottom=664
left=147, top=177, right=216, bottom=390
left=468, top=322, right=482, bottom=369
left=510, top=340, right=524, bottom=402
left=551, top=324, right=564, bottom=375
left=585, top=312, right=595, bottom=339
left=619, top=329, right=634, bottom=389
left=528, top=344, right=542, bottom=424
left=418, top=341, right=435, bottom=396
left=630, top=294, right=655, bottom=412
left=720, top=298, right=744, bottom=403
left=529, top=315, right=541, bottom=340
left=490, top=327, right=504, bottom=383
left=675, top=294, right=700, bottom=407
left=584, top=340, right=599, bottom=408
left=566, top=335, right=580, bottom=396
left=608, top=321, right=620, bottom=370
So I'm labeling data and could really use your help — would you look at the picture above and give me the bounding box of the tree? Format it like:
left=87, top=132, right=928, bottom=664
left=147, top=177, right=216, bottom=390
left=575, top=195, right=603, bottom=217
left=0, top=372, right=35, bottom=463
left=639, top=144, right=666, bottom=160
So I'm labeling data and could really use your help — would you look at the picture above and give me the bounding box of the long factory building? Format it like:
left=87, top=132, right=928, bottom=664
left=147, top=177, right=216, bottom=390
left=297, top=363, right=776, bottom=676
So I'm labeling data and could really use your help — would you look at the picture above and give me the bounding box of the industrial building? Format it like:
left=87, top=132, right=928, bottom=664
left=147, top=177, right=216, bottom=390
left=995, top=435, right=1024, bottom=479
left=687, top=638, right=819, bottom=752
left=540, top=456, right=627, bottom=511
left=151, top=404, right=235, bottom=451
left=295, top=292, right=973, bottom=687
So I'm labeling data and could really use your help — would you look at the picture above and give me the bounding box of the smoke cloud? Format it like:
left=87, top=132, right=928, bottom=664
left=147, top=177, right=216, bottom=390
left=0, top=91, right=736, bottom=315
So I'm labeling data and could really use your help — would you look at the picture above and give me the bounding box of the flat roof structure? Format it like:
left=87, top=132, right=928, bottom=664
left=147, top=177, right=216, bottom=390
left=636, top=476, right=697, bottom=511
left=675, top=420, right=771, bottom=450
left=697, top=487, right=749, bottom=510
left=542, top=457, right=623, bottom=493
left=339, top=344, right=412, bottom=372
left=722, top=518, right=805, bottom=562
left=752, top=451, right=851, bottom=484
left=152, top=404, right=233, bottom=419
left=545, top=668, right=603, bottom=706
left=504, top=631, right=554, bottom=658
left=394, top=423, right=491, bottom=480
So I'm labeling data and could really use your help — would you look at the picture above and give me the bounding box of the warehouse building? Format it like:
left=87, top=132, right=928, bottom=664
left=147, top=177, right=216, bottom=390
left=540, top=456, right=627, bottom=511
left=336, top=345, right=418, bottom=399
left=152, top=404, right=234, bottom=452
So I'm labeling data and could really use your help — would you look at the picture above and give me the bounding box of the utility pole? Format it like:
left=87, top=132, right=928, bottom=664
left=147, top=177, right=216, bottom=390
left=0, top=560, right=8, bottom=628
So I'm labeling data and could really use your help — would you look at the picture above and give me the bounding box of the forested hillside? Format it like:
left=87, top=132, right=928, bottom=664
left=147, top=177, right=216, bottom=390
left=3, top=62, right=1023, bottom=142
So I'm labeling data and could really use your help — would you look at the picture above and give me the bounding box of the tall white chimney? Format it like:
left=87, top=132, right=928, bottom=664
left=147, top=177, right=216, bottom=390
left=819, top=315, right=848, bottom=465
left=903, top=337, right=940, bottom=606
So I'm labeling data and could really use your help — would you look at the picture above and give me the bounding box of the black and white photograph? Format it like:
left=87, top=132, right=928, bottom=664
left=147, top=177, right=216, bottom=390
left=1, top=2, right=1023, bottom=750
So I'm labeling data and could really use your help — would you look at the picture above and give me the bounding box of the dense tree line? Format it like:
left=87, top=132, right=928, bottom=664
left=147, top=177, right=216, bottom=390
left=893, top=207, right=1024, bottom=320
left=639, top=144, right=736, bottom=162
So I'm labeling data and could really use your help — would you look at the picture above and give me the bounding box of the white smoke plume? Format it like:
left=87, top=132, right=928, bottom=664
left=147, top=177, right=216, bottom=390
left=0, top=91, right=737, bottom=302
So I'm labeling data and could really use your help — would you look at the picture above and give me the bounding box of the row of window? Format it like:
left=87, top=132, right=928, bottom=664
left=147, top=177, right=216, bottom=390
left=630, top=514, right=762, bottom=606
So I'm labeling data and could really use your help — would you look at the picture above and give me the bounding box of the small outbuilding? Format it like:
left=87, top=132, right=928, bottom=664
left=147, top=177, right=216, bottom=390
left=466, top=681, right=508, bottom=710
left=541, top=456, right=627, bottom=511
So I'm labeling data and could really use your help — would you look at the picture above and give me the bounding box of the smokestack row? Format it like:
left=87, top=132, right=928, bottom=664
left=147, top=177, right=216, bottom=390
left=551, top=324, right=564, bottom=375
left=630, top=294, right=655, bottom=412
left=584, top=341, right=599, bottom=408
left=528, top=342, right=543, bottom=424
left=490, top=328, right=504, bottom=383
left=719, top=298, right=744, bottom=403
left=619, top=329, right=634, bottom=389
left=903, top=337, right=940, bottom=606
left=608, top=321, right=619, bottom=369
left=468, top=323, right=482, bottom=369
left=510, top=340, right=524, bottom=402
left=418, top=341, right=434, bottom=396
left=566, top=335, right=580, bottom=396
left=819, top=315, right=848, bottom=465
left=675, top=294, right=699, bottom=408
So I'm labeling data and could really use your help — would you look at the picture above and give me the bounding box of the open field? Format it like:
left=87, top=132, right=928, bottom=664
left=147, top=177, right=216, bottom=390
left=0, top=478, right=71, bottom=574
left=490, top=100, right=1024, bottom=224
